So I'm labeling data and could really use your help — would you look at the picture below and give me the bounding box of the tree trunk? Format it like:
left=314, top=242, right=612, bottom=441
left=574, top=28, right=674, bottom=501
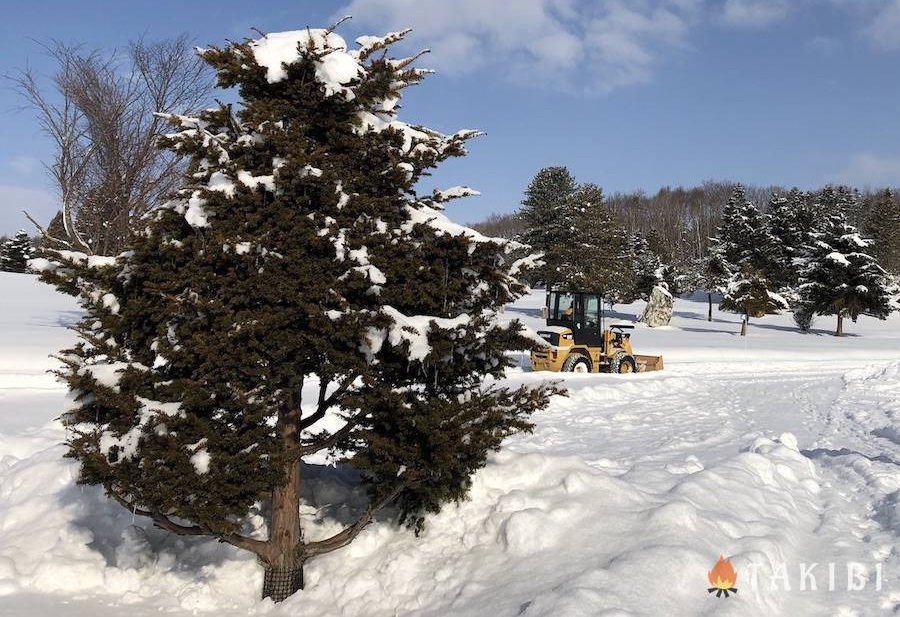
left=263, top=460, right=304, bottom=601
left=263, top=406, right=304, bottom=602
left=740, top=313, right=747, bottom=336
left=707, top=292, right=713, bottom=321
left=836, top=313, right=843, bottom=337
left=265, top=471, right=303, bottom=598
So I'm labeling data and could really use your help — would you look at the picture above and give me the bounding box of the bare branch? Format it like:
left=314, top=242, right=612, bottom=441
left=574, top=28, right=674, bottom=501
left=23, top=210, right=70, bottom=249
left=9, top=36, right=214, bottom=255
left=326, top=15, right=352, bottom=35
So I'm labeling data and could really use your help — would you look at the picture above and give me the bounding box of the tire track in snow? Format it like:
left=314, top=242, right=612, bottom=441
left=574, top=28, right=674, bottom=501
left=791, top=361, right=900, bottom=616
left=511, top=362, right=849, bottom=470
left=512, top=361, right=900, bottom=615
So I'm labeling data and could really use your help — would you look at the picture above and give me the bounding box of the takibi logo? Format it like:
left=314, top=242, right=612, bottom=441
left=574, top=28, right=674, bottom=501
left=708, top=555, right=738, bottom=598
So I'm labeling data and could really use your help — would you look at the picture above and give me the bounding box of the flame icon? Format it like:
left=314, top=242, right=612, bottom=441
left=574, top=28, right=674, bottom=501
left=707, top=555, right=738, bottom=598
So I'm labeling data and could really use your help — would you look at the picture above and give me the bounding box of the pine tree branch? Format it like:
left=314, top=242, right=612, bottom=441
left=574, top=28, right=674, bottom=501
left=295, top=409, right=366, bottom=456
left=392, top=49, right=430, bottom=71
left=298, top=374, right=357, bottom=430
left=107, top=488, right=269, bottom=558
left=300, top=484, right=405, bottom=559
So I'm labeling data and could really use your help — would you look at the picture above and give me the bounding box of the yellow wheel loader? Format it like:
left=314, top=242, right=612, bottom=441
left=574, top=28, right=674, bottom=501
left=530, top=290, right=664, bottom=374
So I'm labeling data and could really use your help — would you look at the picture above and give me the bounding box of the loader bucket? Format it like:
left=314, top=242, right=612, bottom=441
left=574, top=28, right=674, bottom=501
left=634, top=355, right=664, bottom=372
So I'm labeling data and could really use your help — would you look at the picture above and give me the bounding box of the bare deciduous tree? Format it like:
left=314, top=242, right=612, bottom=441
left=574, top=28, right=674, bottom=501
left=12, top=35, right=214, bottom=255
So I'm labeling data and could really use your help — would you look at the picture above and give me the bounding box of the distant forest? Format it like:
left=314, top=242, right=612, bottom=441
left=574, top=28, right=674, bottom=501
left=471, top=179, right=899, bottom=269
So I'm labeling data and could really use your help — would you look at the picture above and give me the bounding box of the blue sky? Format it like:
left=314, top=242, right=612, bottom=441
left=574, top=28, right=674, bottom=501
left=2, top=0, right=900, bottom=235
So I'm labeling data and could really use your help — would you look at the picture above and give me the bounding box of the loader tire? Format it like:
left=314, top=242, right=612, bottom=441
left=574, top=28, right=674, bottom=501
left=562, top=354, right=591, bottom=374
left=610, top=353, right=636, bottom=374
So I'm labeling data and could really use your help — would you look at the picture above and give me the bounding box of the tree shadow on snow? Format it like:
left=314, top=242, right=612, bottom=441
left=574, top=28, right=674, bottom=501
left=678, top=326, right=740, bottom=335
left=673, top=310, right=721, bottom=321
left=751, top=322, right=860, bottom=337
left=63, top=461, right=390, bottom=572
left=21, top=310, right=82, bottom=330
left=606, top=308, right=638, bottom=322
left=872, top=426, right=900, bottom=446
left=506, top=307, right=543, bottom=319
left=802, top=447, right=899, bottom=467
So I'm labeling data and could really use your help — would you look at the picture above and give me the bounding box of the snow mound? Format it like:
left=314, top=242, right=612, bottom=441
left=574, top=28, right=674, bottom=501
left=0, top=426, right=819, bottom=616
left=0, top=435, right=261, bottom=610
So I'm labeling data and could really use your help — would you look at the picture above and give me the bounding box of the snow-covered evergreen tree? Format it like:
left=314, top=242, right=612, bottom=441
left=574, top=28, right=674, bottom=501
left=555, top=183, right=631, bottom=298
left=32, top=25, right=558, bottom=602
left=710, top=186, right=781, bottom=318
left=766, top=191, right=807, bottom=290
left=518, top=166, right=576, bottom=286
left=698, top=251, right=730, bottom=321
left=720, top=266, right=788, bottom=335
left=713, top=185, right=778, bottom=274
left=0, top=230, right=33, bottom=273
left=797, top=212, right=892, bottom=335
left=625, top=232, right=662, bottom=301
left=816, top=185, right=858, bottom=218
left=866, top=188, right=900, bottom=274
left=790, top=189, right=824, bottom=234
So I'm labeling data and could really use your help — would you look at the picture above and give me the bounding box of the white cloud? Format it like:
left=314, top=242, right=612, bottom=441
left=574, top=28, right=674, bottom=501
left=833, top=153, right=900, bottom=187
left=585, top=1, right=691, bottom=90
left=806, top=35, right=840, bottom=55
left=0, top=185, right=58, bottom=236
left=720, top=0, right=789, bottom=28
left=338, top=0, right=697, bottom=93
left=8, top=156, right=39, bottom=175
left=866, top=0, right=900, bottom=50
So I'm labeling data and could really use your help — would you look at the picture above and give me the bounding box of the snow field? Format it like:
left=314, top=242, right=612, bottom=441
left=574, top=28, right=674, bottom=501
left=1, top=272, right=899, bottom=615
left=0, top=423, right=822, bottom=615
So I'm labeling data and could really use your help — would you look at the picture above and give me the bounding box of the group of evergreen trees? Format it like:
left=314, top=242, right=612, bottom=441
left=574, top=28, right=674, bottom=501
left=515, top=167, right=898, bottom=335
left=708, top=185, right=894, bottom=335
left=518, top=167, right=664, bottom=302
left=0, top=230, right=33, bottom=273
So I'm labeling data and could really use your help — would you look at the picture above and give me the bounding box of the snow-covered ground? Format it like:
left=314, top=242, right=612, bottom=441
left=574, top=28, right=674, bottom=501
left=1, top=271, right=899, bottom=616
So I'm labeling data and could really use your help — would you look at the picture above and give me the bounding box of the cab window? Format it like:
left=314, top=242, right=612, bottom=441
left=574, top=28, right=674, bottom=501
left=584, top=295, right=600, bottom=328
left=549, top=292, right=575, bottom=320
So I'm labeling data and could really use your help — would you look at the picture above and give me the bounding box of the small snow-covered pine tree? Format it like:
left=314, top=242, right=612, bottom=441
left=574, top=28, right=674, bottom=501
left=796, top=212, right=892, bottom=335
left=698, top=250, right=730, bottom=321
left=34, top=25, right=559, bottom=602
left=0, top=230, right=33, bottom=273
left=721, top=266, right=788, bottom=335
left=518, top=166, right=576, bottom=286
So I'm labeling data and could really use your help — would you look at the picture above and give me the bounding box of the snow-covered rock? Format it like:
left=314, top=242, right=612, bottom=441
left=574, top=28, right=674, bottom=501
left=637, top=284, right=673, bottom=327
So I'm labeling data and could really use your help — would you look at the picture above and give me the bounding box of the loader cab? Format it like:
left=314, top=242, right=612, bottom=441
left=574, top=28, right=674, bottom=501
left=545, top=291, right=603, bottom=347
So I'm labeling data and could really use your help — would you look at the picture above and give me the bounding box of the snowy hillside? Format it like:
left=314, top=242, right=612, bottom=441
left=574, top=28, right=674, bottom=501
left=1, top=271, right=899, bottom=616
